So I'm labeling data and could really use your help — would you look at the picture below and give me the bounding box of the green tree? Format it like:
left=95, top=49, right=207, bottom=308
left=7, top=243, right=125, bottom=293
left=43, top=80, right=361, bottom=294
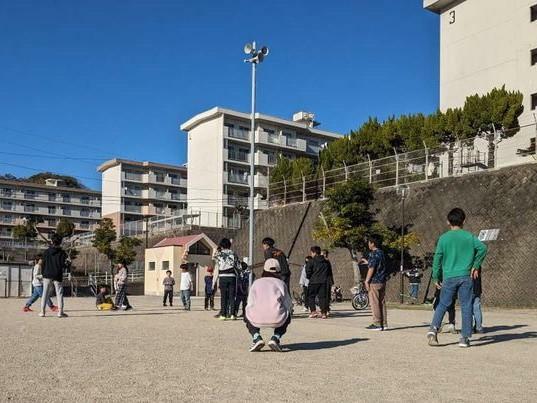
left=92, top=218, right=117, bottom=271
left=27, top=172, right=86, bottom=189
left=92, top=218, right=142, bottom=274
left=114, top=237, right=142, bottom=266
left=56, top=218, right=75, bottom=238
left=12, top=220, right=38, bottom=242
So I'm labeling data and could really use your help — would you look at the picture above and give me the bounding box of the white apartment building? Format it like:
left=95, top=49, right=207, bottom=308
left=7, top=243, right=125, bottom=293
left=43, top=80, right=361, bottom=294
left=0, top=178, right=101, bottom=241
left=425, top=0, right=537, bottom=167
left=180, top=107, right=342, bottom=227
left=98, top=159, right=188, bottom=234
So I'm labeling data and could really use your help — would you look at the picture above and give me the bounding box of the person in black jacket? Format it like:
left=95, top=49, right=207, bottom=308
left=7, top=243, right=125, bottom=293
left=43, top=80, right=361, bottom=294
left=262, top=237, right=290, bottom=290
left=40, top=233, right=69, bottom=318
left=305, top=246, right=332, bottom=319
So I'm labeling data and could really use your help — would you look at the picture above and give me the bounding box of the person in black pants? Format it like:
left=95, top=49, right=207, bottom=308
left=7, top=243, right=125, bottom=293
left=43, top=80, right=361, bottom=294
left=213, top=238, right=239, bottom=320
left=306, top=246, right=332, bottom=319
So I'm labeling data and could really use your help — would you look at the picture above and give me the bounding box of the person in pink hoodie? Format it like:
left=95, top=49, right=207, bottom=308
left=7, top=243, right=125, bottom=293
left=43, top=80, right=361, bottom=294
left=245, top=258, right=293, bottom=352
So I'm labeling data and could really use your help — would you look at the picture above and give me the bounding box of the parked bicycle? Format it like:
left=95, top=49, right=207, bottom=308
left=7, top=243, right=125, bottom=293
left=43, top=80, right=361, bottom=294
left=351, top=281, right=369, bottom=310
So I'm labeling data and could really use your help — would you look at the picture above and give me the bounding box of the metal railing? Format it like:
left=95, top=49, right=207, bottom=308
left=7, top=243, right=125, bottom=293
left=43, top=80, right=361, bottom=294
left=268, top=126, right=537, bottom=207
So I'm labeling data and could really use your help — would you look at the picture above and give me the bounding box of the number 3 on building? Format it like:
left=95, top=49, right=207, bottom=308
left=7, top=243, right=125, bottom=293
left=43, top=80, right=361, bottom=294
left=449, top=10, right=456, bottom=24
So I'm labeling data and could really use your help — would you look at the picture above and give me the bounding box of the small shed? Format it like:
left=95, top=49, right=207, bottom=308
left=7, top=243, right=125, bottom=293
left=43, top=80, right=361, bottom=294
left=144, top=233, right=217, bottom=296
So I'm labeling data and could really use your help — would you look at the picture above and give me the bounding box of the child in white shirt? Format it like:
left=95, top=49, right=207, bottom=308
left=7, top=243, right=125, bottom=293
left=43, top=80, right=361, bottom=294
left=179, top=264, right=193, bottom=311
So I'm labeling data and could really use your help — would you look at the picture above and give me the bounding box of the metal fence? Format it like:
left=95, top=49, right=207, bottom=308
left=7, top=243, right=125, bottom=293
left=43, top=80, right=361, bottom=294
left=0, top=263, right=33, bottom=297
left=268, top=126, right=537, bottom=207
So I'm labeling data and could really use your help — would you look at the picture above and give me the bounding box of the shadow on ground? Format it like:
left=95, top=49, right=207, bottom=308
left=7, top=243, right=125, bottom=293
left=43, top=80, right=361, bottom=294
left=284, top=337, right=367, bottom=351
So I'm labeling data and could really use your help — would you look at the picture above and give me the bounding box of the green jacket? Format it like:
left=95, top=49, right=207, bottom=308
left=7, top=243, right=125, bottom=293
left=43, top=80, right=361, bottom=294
left=432, top=229, right=487, bottom=282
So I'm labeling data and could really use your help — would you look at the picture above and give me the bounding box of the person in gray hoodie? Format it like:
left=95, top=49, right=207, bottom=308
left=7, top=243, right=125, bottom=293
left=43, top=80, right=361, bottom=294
left=40, top=234, right=68, bottom=318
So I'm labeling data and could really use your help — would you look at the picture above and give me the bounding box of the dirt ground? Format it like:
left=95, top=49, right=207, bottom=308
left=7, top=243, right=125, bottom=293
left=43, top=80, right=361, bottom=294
left=1, top=296, right=536, bottom=402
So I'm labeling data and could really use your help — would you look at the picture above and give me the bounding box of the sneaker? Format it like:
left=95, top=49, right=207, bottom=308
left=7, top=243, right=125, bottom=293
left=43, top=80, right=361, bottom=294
left=442, top=323, right=458, bottom=334
left=302, top=307, right=309, bottom=313
left=218, top=315, right=227, bottom=320
left=50, top=305, right=59, bottom=312
left=365, top=324, right=383, bottom=331
left=308, top=312, right=319, bottom=319
left=163, top=303, right=167, bottom=307
left=57, top=312, right=68, bottom=318
left=320, top=314, right=328, bottom=319
left=268, top=336, right=283, bottom=352
left=249, top=337, right=265, bottom=352
left=124, top=306, right=133, bottom=311
left=230, top=315, right=237, bottom=320
left=427, top=329, right=439, bottom=346
left=458, top=337, right=470, bottom=348
left=38, top=313, right=45, bottom=317
left=23, top=306, right=32, bottom=312
left=475, top=328, right=484, bottom=334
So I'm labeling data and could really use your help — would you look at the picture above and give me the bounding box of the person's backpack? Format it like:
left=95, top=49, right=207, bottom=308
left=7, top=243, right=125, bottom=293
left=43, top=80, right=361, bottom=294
left=271, top=248, right=290, bottom=277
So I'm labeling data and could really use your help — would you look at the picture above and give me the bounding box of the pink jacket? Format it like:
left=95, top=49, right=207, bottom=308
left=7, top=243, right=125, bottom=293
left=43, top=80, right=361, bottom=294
left=245, top=277, right=292, bottom=328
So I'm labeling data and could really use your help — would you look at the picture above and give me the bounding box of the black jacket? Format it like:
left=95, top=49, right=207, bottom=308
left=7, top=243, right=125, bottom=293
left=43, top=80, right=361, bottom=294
left=42, top=246, right=68, bottom=282
left=305, top=255, right=332, bottom=285
left=264, top=247, right=290, bottom=278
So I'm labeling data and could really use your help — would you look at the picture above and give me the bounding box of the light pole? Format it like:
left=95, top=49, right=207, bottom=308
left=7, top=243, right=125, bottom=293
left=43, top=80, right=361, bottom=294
left=243, top=42, right=269, bottom=288
left=397, top=184, right=409, bottom=304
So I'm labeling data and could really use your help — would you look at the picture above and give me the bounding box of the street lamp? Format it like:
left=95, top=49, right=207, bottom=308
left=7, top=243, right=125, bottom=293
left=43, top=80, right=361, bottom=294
left=396, top=184, right=409, bottom=304
left=244, top=41, right=269, bottom=288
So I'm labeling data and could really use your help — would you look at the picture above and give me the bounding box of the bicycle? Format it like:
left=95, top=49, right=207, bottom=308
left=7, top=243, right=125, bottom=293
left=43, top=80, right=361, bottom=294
left=351, top=281, right=369, bottom=310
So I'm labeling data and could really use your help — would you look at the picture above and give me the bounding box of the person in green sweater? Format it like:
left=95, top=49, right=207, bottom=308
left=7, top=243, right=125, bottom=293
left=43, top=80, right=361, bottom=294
left=427, top=208, right=487, bottom=348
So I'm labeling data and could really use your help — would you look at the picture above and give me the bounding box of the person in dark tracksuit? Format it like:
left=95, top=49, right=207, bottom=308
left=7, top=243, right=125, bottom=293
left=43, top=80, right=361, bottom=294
left=305, top=246, right=332, bottom=319
left=262, top=237, right=290, bottom=290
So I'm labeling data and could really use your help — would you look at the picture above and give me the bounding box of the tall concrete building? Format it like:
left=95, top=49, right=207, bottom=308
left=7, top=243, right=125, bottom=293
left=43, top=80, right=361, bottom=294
left=425, top=0, right=537, bottom=167
left=0, top=178, right=101, bottom=242
left=180, top=107, right=342, bottom=227
left=98, top=159, right=187, bottom=234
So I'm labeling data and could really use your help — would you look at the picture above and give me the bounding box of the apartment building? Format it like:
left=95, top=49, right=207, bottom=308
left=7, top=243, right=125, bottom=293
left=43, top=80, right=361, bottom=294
left=180, top=107, right=342, bottom=227
left=0, top=178, right=101, bottom=241
left=425, top=0, right=537, bottom=167
left=98, top=159, right=188, bottom=234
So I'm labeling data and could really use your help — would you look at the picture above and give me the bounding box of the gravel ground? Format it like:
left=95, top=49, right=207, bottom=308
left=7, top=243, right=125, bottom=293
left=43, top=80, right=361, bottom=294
left=1, top=296, right=537, bottom=402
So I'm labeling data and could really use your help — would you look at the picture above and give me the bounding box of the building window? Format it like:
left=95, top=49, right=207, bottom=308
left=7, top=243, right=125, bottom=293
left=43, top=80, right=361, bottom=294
left=80, top=208, right=90, bottom=217
left=48, top=206, right=56, bottom=214
left=189, top=241, right=211, bottom=256
left=80, top=221, right=90, bottom=230
left=63, top=207, right=71, bottom=216
left=162, top=261, right=169, bottom=271
left=149, top=261, right=156, bottom=271
left=532, top=93, right=537, bottom=110
left=48, top=193, right=56, bottom=201
left=24, top=204, right=35, bottom=212
left=2, top=188, right=13, bottom=197
left=155, top=172, right=165, bottom=183
left=47, top=218, right=57, bottom=227
left=531, top=4, right=537, bottom=22
left=2, top=201, right=13, bottom=210
left=24, top=190, right=36, bottom=200
left=62, top=194, right=71, bottom=203
left=81, top=196, right=90, bottom=204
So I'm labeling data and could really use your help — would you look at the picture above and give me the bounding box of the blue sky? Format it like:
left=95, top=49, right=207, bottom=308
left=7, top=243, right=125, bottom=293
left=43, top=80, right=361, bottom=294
left=0, top=0, right=439, bottom=190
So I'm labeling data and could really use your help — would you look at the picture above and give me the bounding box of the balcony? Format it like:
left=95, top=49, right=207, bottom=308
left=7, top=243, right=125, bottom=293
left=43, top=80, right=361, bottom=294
left=122, top=172, right=145, bottom=182
left=123, top=188, right=143, bottom=198
left=254, top=174, right=268, bottom=188
left=226, top=195, right=249, bottom=207
left=226, top=172, right=250, bottom=186
left=226, top=149, right=250, bottom=163
left=255, top=130, right=307, bottom=152
left=123, top=205, right=143, bottom=214
left=170, top=192, right=187, bottom=201
left=254, top=152, right=268, bottom=166
left=0, top=190, right=101, bottom=206
left=224, top=126, right=250, bottom=141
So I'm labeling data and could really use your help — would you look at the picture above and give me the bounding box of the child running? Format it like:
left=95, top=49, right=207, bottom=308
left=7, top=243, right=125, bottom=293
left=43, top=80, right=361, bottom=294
left=245, top=258, right=292, bottom=352
left=23, top=255, right=57, bottom=313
